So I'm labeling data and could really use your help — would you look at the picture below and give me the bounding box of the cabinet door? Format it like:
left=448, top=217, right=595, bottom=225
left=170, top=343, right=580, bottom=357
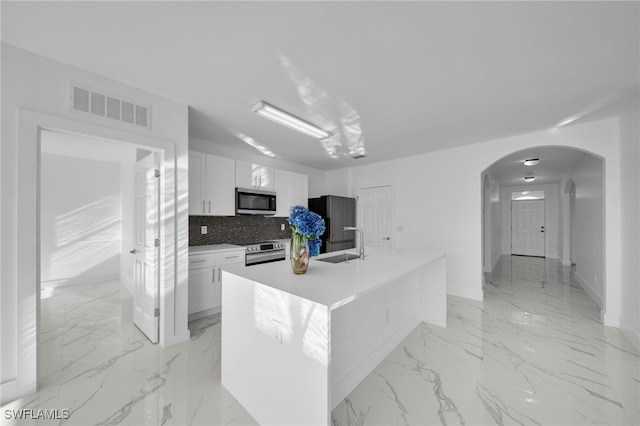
left=258, top=166, right=274, bottom=191
left=274, top=169, right=293, bottom=217
left=188, top=151, right=207, bottom=215
left=236, top=161, right=274, bottom=191
left=206, top=155, right=236, bottom=216
left=235, top=160, right=254, bottom=189
left=188, top=267, right=215, bottom=314
left=291, top=172, right=308, bottom=209
left=212, top=267, right=222, bottom=311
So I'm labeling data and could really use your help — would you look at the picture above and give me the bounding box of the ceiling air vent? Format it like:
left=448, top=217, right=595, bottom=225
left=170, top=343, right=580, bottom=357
left=70, top=83, right=151, bottom=130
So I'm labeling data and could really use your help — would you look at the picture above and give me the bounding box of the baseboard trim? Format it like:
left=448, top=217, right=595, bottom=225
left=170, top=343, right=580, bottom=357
left=41, top=274, right=120, bottom=289
left=448, top=287, right=483, bottom=302
left=0, top=379, right=18, bottom=405
left=620, top=317, right=640, bottom=353
left=188, top=307, right=221, bottom=323
left=574, top=271, right=603, bottom=309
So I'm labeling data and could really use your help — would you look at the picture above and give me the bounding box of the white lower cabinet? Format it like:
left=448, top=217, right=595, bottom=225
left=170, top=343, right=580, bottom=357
left=188, top=249, right=245, bottom=317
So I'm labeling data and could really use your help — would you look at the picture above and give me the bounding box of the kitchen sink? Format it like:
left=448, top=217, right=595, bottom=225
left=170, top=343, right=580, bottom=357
left=316, top=253, right=361, bottom=263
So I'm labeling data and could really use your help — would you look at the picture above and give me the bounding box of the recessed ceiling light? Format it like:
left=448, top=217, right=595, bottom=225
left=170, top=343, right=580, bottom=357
left=524, top=176, right=536, bottom=182
left=252, top=101, right=332, bottom=141
left=524, top=158, right=540, bottom=166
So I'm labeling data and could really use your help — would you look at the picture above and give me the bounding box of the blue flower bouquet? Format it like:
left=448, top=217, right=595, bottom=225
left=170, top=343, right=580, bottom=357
left=288, top=205, right=326, bottom=274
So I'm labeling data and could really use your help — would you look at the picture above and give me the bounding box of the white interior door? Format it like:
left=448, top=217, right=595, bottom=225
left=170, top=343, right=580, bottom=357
left=133, top=152, right=160, bottom=343
left=511, top=200, right=545, bottom=257
left=357, top=186, right=392, bottom=248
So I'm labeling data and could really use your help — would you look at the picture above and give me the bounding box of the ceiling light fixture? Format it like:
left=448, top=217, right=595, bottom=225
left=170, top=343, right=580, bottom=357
left=524, top=175, right=536, bottom=183
left=252, top=101, right=333, bottom=141
left=523, top=158, right=540, bottom=166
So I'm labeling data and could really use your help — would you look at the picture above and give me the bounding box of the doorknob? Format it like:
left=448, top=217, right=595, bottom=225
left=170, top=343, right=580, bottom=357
left=130, top=249, right=136, bottom=254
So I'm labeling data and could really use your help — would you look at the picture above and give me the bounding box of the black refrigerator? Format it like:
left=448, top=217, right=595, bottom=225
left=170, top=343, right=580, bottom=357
left=308, top=195, right=356, bottom=254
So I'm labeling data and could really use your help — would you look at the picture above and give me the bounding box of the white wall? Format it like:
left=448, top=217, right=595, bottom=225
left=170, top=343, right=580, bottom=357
left=619, top=99, right=640, bottom=350
left=484, top=172, right=502, bottom=272
left=566, top=155, right=605, bottom=307
left=190, top=136, right=328, bottom=198
left=40, top=153, right=122, bottom=287
left=1, top=43, right=190, bottom=404
left=500, top=183, right=561, bottom=259
left=326, top=118, right=622, bottom=316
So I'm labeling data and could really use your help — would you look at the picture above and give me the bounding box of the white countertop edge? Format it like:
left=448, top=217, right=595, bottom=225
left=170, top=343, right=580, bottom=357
left=223, top=247, right=446, bottom=311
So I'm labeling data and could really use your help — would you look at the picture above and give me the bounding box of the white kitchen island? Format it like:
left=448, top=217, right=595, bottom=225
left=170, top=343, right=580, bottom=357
left=221, top=247, right=446, bottom=426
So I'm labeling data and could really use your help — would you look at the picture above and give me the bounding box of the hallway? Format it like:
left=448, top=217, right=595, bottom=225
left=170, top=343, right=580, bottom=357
left=2, top=257, right=639, bottom=425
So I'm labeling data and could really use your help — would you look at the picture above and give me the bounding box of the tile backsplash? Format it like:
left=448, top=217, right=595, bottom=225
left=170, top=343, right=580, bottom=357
left=189, top=215, right=291, bottom=246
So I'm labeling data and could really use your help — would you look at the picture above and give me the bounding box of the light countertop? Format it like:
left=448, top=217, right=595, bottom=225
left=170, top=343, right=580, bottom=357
left=223, top=247, right=445, bottom=311
left=189, top=244, right=244, bottom=254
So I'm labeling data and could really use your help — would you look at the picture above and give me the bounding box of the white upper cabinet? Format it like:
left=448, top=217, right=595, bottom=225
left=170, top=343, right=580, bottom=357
left=189, top=151, right=235, bottom=216
left=236, top=161, right=274, bottom=191
left=275, top=169, right=309, bottom=217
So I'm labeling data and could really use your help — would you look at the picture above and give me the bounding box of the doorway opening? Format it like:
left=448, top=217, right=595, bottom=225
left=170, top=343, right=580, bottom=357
left=510, top=190, right=546, bottom=257
left=38, top=129, right=163, bottom=386
left=481, top=146, right=605, bottom=313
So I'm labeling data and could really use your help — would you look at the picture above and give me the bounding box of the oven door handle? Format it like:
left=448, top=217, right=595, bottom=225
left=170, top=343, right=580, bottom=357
left=246, top=251, right=285, bottom=265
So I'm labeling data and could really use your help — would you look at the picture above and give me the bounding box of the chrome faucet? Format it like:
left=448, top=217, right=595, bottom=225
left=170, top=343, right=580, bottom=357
left=343, top=226, right=365, bottom=260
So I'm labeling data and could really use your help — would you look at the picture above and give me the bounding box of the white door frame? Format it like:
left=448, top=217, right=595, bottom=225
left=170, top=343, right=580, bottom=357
left=562, top=180, right=576, bottom=266
left=16, top=110, right=177, bottom=396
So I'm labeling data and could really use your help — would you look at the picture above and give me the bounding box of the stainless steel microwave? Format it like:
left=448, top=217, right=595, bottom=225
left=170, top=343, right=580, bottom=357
left=236, top=188, right=277, bottom=215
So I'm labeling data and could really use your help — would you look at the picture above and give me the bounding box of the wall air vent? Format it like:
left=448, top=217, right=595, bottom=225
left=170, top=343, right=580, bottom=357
left=70, top=83, right=151, bottom=130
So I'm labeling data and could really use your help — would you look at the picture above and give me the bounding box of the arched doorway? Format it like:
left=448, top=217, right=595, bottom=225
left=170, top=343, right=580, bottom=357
left=481, top=146, right=606, bottom=313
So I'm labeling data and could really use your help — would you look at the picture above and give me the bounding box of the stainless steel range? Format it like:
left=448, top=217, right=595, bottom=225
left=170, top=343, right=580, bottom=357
left=243, top=241, right=286, bottom=266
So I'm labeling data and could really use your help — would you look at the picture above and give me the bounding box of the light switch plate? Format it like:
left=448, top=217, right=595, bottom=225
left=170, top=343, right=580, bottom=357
left=281, top=223, right=285, bottom=231
left=201, top=226, right=207, bottom=234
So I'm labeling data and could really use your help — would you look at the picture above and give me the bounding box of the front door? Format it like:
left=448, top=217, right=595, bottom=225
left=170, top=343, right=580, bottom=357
left=511, top=200, right=545, bottom=257
left=133, top=152, right=160, bottom=343
left=357, top=186, right=392, bottom=248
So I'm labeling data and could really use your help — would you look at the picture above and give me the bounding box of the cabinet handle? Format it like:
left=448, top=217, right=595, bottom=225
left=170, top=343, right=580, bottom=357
left=212, top=268, right=216, bottom=282
left=202, top=200, right=205, bottom=213
left=190, top=259, right=206, bottom=263
left=208, top=201, right=211, bottom=213
left=225, top=255, right=239, bottom=259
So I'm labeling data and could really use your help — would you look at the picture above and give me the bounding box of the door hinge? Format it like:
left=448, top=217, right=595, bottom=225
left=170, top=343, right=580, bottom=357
left=154, top=169, right=160, bottom=178
left=154, top=238, right=160, bottom=247
left=154, top=308, right=160, bottom=317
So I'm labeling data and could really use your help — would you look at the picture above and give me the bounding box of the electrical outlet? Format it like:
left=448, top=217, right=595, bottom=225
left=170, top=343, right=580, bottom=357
left=281, top=223, right=285, bottom=231
left=201, top=226, right=207, bottom=234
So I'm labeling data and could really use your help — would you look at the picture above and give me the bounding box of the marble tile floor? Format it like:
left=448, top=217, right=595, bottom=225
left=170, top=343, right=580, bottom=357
left=332, top=256, right=640, bottom=426
left=2, top=256, right=639, bottom=425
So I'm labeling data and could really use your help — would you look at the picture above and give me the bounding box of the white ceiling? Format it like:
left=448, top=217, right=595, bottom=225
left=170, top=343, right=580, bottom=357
left=2, top=1, right=639, bottom=178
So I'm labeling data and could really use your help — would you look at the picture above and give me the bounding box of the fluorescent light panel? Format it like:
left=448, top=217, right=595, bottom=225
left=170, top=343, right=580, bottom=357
left=524, top=158, right=540, bottom=166
left=252, top=101, right=332, bottom=140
